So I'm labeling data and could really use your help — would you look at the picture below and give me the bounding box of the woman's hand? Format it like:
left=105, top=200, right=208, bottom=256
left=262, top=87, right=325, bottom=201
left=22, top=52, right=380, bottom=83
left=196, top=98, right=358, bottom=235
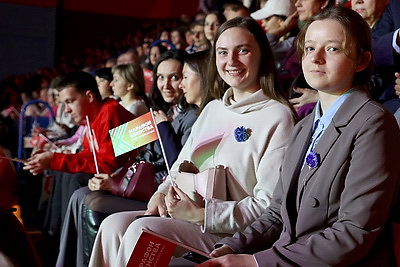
left=289, top=87, right=319, bottom=110
left=152, top=110, right=169, bottom=124
left=165, top=185, right=205, bottom=225
left=145, top=192, right=167, bottom=217
left=88, top=173, right=112, bottom=191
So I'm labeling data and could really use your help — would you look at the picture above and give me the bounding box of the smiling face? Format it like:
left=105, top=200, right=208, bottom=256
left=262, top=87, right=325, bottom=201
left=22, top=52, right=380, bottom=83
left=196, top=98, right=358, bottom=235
left=215, top=27, right=261, bottom=94
left=179, top=63, right=202, bottom=107
left=295, top=0, right=328, bottom=21
left=302, top=19, right=362, bottom=95
left=156, top=59, right=183, bottom=104
left=110, top=72, right=130, bottom=98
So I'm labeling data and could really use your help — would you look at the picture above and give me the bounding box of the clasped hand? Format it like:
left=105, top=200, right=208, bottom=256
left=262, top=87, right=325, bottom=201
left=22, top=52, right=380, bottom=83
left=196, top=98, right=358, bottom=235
left=144, top=185, right=205, bottom=225
left=88, top=173, right=113, bottom=191
left=165, top=185, right=205, bottom=224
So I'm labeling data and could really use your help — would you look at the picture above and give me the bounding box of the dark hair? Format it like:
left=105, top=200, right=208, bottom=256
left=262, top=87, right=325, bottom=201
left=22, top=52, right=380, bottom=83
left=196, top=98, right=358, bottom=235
left=57, top=71, right=102, bottom=101
left=184, top=50, right=212, bottom=112
left=94, top=68, right=113, bottom=82
left=190, top=19, right=205, bottom=31
left=149, top=50, right=190, bottom=113
left=206, top=11, right=226, bottom=25
left=296, top=6, right=372, bottom=87
left=147, top=43, right=168, bottom=70
left=207, top=16, right=295, bottom=114
left=223, top=0, right=245, bottom=11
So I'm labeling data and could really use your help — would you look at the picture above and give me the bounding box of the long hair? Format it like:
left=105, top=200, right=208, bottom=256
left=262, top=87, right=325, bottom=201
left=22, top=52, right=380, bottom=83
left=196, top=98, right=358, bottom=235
left=206, top=16, right=295, bottom=114
left=183, top=50, right=212, bottom=113
left=148, top=50, right=190, bottom=113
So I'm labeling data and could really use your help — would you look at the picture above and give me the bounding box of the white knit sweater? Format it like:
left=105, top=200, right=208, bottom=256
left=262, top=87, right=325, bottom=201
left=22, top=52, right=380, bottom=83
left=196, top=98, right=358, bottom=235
left=158, top=88, right=295, bottom=234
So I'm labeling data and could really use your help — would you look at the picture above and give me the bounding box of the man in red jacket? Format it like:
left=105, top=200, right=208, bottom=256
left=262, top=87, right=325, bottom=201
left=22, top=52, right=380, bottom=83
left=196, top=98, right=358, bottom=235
left=24, top=71, right=136, bottom=236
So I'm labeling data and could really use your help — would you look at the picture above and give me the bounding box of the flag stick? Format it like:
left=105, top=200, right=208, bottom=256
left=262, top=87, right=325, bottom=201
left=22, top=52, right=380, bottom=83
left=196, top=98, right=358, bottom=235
left=0, top=155, right=27, bottom=164
left=39, top=133, right=59, bottom=150
left=86, top=115, right=99, bottom=175
left=149, top=109, right=173, bottom=184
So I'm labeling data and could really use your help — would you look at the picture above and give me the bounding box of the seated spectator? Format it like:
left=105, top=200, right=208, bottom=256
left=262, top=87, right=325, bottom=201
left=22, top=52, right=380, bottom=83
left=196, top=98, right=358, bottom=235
left=186, top=19, right=211, bottom=54
left=89, top=17, right=296, bottom=267
left=223, top=0, right=250, bottom=20
left=250, top=0, right=298, bottom=68
left=201, top=7, right=400, bottom=266
left=371, top=0, right=400, bottom=108
left=170, top=27, right=187, bottom=50
left=204, top=11, right=226, bottom=46
left=110, top=63, right=149, bottom=116
left=142, top=44, right=168, bottom=94
left=116, top=49, right=140, bottom=65
left=280, top=0, right=334, bottom=118
left=23, top=71, right=136, bottom=241
left=94, top=68, right=114, bottom=100
left=55, top=50, right=199, bottom=267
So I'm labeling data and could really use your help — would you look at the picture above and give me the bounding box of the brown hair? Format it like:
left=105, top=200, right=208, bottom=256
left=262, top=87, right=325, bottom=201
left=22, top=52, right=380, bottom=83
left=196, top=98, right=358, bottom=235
left=206, top=16, right=295, bottom=115
left=296, top=6, right=372, bottom=87
left=112, top=63, right=148, bottom=102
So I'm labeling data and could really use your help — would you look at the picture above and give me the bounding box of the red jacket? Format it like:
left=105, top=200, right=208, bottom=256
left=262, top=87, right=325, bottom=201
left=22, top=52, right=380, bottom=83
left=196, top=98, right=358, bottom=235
left=49, top=98, right=137, bottom=174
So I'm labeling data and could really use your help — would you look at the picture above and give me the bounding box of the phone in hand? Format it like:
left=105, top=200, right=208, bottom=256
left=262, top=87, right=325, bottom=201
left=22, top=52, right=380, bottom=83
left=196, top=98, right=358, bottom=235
left=182, top=251, right=210, bottom=264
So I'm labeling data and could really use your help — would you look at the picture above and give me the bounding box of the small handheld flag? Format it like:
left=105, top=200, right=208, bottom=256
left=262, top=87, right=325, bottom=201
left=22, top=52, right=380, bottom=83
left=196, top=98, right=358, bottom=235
left=109, top=110, right=173, bottom=183
left=86, top=116, right=99, bottom=175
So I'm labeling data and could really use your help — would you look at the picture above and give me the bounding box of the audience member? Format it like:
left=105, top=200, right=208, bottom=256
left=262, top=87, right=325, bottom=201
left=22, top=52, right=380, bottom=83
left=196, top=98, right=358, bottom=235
left=281, top=0, right=334, bottom=117
left=94, top=68, right=114, bottom=99
left=223, top=0, right=251, bottom=20
left=142, top=43, right=168, bottom=94
left=23, top=71, right=136, bottom=240
left=372, top=0, right=400, bottom=109
left=251, top=0, right=298, bottom=67
left=186, top=20, right=211, bottom=54
left=201, top=7, right=400, bottom=266
left=351, top=0, right=388, bottom=29
left=111, top=64, right=149, bottom=116
left=55, top=50, right=198, bottom=267
left=204, top=11, right=226, bottom=45
left=170, top=27, right=187, bottom=50
left=89, top=16, right=295, bottom=267
left=116, top=49, right=140, bottom=65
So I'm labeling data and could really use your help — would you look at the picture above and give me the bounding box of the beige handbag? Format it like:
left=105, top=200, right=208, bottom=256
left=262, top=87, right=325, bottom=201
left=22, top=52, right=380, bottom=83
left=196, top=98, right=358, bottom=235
left=175, top=160, right=227, bottom=201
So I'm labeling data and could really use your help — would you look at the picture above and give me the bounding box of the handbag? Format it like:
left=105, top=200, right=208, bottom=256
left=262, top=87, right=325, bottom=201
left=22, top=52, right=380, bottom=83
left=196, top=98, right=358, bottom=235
left=112, top=158, right=157, bottom=202
left=175, top=160, right=227, bottom=201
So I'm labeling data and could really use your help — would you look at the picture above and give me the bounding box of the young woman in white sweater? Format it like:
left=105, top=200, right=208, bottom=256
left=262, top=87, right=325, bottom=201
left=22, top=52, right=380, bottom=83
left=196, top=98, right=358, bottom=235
left=89, top=17, right=296, bottom=267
